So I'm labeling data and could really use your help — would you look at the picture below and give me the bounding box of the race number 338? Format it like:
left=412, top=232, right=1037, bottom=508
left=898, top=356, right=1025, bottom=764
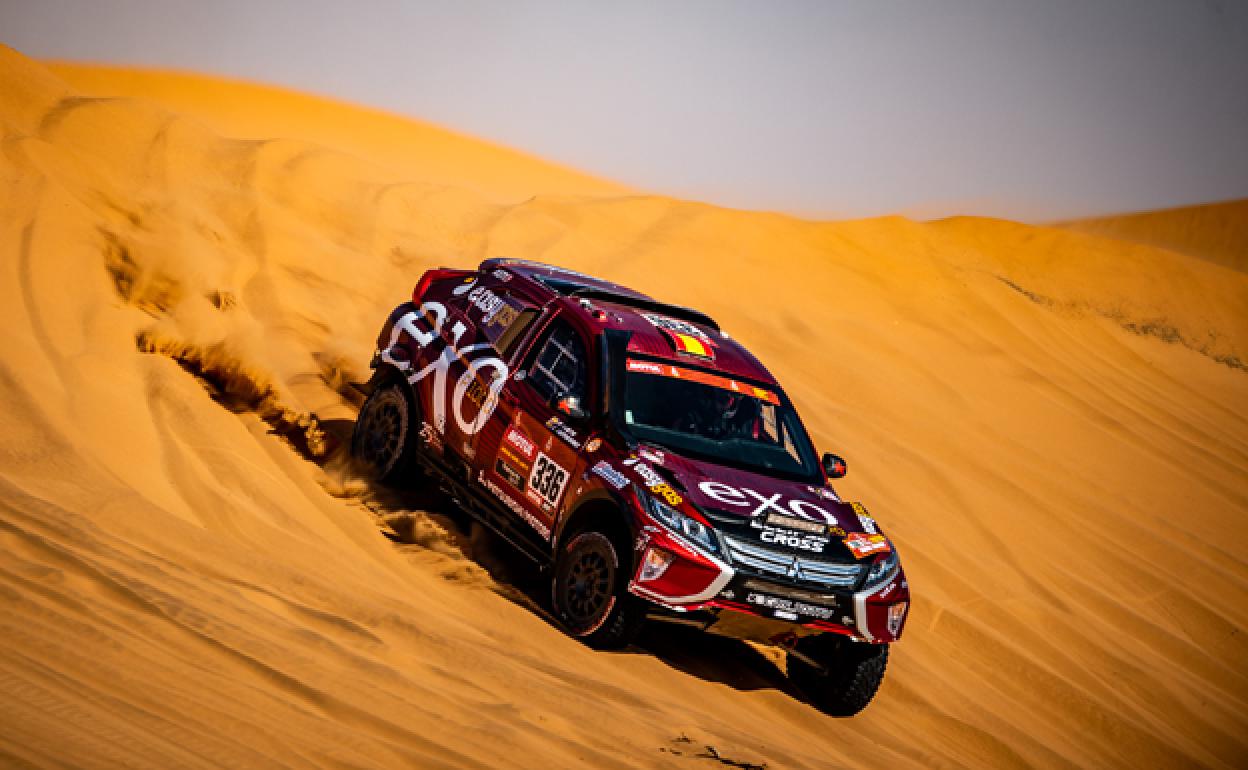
left=527, top=453, right=569, bottom=508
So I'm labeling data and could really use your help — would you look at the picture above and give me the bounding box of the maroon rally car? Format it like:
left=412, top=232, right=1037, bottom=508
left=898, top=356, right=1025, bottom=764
left=351, top=258, right=909, bottom=715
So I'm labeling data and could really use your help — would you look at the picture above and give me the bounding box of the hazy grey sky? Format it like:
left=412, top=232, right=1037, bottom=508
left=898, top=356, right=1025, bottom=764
left=3, top=0, right=1246, bottom=220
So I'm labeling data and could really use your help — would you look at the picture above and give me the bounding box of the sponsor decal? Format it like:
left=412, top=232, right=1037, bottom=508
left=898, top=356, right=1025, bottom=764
left=492, top=303, right=519, bottom=329
left=479, top=470, right=550, bottom=539
left=418, top=421, right=443, bottom=452
left=465, top=286, right=507, bottom=325
left=763, top=512, right=826, bottom=535
left=382, top=302, right=508, bottom=435
left=698, top=481, right=839, bottom=525
left=807, top=485, right=840, bottom=502
left=495, top=459, right=526, bottom=492
left=625, top=359, right=780, bottom=405
left=496, top=443, right=532, bottom=473
left=591, top=461, right=629, bottom=490
left=745, top=593, right=836, bottom=621
left=585, top=437, right=603, bottom=452
left=638, top=446, right=665, bottom=465
left=491, top=269, right=512, bottom=282
left=851, top=501, right=877, bottom=534
left=843, top=532, right=891, bottom=560
left=503, top=427, right=536, bottom=460
left=622, top=456, right=683, bottom=506
left=640, top=312, right=713, bottom=343
left=545, top=416, right=582, bottom=449
left=626, top=359, right=664, bottom=375
left=451, top=276, right=478, bottom=295
left=759, top=526, right=828, bottom=553
left=526, top=452, right=570, bottom=511
left=464, top=376, right=492, bottom=408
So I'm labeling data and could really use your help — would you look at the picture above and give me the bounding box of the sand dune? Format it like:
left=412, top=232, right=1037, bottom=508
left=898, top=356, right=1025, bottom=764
left=2, top=46, right=1246, bottom=768
left=1056, top=199, right=1248, bottom=274
left=46, top=61, right=629, bottom=205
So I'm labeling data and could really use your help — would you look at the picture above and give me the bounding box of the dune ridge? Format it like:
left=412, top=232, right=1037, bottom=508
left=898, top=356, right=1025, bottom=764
left=1056, top=199, right=1248, bottom=274
left=46, top=61, right=630, bottom=205
left=2, top=46, right=1246, bottom=768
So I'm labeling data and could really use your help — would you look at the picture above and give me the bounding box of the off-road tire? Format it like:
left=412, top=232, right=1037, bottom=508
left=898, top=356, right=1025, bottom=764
left=787, top=633, right=888, bottom=716
left=551, top=530, right=644, bottom=649
left=350, top=382, right=420, bottom=485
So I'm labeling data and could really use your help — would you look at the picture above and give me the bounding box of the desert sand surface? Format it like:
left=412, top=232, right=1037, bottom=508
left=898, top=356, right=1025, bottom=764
left=1056, top=199, right=1248, bottom=275
left=2, top=47, right=1246, bottom=769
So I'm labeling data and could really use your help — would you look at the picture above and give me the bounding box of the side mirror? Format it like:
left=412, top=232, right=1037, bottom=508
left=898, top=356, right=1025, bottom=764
left=553, top=394, right=588, bottom=421
left=822, top=453, right=847, bottom=479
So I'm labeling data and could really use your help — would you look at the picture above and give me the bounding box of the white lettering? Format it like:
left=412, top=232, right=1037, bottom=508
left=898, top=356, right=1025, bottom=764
left=790, top=499, right=837, bottom=525
left=698, top=481, right=838, bottom=525
left=742, top=488, right=787, bottom=518
left=383, top=303, right=509, bottom=437
left=699, top=481, right=748, bottom=507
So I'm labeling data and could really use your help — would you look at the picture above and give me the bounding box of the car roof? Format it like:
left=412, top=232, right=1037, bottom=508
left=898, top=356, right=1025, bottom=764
left=481, top=258, right=778, bottom=385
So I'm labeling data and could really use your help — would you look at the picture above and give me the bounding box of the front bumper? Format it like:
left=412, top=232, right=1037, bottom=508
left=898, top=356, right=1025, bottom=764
left=626, top=526, right=909, bottom=643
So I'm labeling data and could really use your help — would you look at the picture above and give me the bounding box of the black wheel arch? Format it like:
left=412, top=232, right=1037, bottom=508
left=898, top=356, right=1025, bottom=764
left=554, top=492, right=639, bottom=573
left=366, top=360, right=412, bottom=392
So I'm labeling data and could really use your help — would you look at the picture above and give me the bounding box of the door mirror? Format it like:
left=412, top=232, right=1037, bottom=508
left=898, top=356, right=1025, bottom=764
left=553, top=394, right=588, bottom=421
left=822, top=453, right=847, bottom=479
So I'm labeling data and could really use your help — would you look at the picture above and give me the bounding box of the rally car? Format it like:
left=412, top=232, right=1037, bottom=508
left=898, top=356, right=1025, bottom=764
left=351, top=258, right=909, bottom=715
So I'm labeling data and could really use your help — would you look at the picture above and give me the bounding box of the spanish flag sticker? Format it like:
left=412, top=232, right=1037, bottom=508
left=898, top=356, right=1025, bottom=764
left=673, top=332, right=710, bottom=358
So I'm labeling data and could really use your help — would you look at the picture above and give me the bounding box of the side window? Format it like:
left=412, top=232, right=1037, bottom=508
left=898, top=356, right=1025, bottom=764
left=495, top=307, right=539, bottom=360
left=527, top=320, right=588, bottom=404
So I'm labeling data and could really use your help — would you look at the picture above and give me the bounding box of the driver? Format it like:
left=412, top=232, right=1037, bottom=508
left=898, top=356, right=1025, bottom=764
left=676, top=390, right=759, bottom=440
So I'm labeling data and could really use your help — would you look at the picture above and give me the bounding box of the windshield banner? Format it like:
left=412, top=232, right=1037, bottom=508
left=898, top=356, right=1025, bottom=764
left=626, top=358, right=780, bottom=405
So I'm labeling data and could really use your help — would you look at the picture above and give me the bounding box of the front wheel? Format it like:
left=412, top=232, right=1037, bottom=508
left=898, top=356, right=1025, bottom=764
left=350, top=382, right=419, bottom=484
left=787, top=633, right=889, bottom=716
left=551, top=530, right=644, bottom=649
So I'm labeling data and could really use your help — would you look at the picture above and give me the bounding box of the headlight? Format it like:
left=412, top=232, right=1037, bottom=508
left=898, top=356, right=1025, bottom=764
left=638, top=486, right=720, bottom=556
left=864, top=547, right=900, bottom=588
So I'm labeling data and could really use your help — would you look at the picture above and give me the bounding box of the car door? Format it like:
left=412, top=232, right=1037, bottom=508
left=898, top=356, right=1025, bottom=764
left=472, top=312, right=595, bottom=544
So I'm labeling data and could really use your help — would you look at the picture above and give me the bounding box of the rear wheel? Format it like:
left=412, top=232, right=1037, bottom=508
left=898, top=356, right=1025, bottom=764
left=787, top=633, right=888, bottom=716
left=552, top=530, right=644, bottom=649
left=351, top=382, right=419, bottom=484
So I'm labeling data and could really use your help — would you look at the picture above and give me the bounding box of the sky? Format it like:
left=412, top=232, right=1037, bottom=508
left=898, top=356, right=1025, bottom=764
left=3, top=0, right=1246, bottom=221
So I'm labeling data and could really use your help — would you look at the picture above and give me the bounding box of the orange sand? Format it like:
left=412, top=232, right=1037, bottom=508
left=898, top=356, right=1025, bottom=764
left=2, top=47, right=1246, bottom=768
left=1056, top=199, right=1248, bottom=274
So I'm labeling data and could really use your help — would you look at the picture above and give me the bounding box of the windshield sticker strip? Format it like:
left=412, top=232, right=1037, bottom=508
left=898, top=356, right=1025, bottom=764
left=626, top=358, right=780, bottom=405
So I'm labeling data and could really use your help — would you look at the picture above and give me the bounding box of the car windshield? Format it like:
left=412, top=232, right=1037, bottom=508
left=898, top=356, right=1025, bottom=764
left=620, top=357, right=822, bottom=482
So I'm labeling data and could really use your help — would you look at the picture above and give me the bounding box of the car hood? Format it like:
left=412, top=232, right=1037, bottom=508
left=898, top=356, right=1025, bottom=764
left=632, top=443, right=881, bottom=537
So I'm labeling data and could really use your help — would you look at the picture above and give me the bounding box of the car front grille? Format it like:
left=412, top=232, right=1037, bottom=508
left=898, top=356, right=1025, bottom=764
left=721, top=533, right=864, bottom=589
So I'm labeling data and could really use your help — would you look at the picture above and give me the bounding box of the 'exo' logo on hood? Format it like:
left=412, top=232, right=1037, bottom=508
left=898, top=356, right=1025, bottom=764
left=698, top=481, right=839, bottom=526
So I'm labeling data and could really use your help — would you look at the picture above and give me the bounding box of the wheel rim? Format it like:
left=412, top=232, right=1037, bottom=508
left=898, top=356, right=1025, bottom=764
left=561, top=539, right=615, bottom=627
left=358, top=389, right=406, bottom=475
